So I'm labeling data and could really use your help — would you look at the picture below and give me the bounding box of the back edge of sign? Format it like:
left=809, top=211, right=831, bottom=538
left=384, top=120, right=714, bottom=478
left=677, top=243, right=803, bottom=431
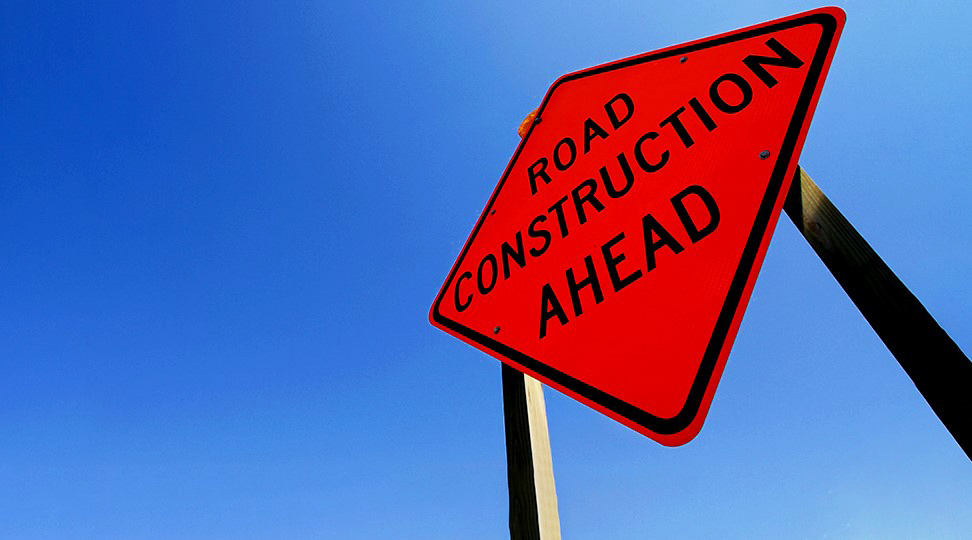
left=430, top=6, right=845, bottom=445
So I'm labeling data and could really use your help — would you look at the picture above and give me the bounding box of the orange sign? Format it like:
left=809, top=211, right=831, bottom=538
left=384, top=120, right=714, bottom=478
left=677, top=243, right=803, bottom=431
left=430, top=7, right=845, bottom=445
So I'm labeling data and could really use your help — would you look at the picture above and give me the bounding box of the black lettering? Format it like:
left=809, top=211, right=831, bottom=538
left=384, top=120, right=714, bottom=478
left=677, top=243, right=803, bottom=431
left=501, top=231, right=526, bottom=279
left=605, top=92, right=635, bottom=129
left=539, top=283, right=569, bottom=339
left=601, top=232, right=643, bottom=293
left=671, top=184, right=721, bottom=243
left=571, top=178, right=605, bottom=226
left=553, top=137, right=577, bottom=171
left=710, top=73, right=753, bottom=114
left=659, top=106, right=694, bottom=149
left=600, top=152, right=635, bottom=198
left=528, top=157, right=552, bottom=195
left=527, top=214, right=552, bottom=257
left=583, top=117, right=609, bottom=153
left=477, top=254, right=498, bottom=294
left=642, top=214, right=684, bottom=272
left=634, top=131, right=669, bottom=173
left=566, top=254, right=604, bottom=317
left=743, top=37, right=804, bottom=88
left=454, top=271, right=473, bottom=312
left=688, top=97, right=717, bottom=131
left=548, top=195, right=571, bottom=238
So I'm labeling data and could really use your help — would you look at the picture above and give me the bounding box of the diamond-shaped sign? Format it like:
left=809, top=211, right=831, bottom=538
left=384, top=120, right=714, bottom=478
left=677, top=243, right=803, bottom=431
left=430, top=7, right=844, bottom=445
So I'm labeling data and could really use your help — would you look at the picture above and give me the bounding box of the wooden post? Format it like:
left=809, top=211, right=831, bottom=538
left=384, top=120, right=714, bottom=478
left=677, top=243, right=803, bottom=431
left=784, top=167, right=972, bottom=460
left=502, top=364, right=562, bottom=540
left=503, top=111, right=562, bottom=540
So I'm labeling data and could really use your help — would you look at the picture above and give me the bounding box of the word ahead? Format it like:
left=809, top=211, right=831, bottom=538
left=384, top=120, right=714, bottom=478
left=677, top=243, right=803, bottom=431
left=431, top=8, right=844, bottom=445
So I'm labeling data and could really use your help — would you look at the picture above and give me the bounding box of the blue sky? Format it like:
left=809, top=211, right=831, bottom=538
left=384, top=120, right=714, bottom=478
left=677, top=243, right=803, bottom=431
left=1, top=1, right=970, bottom=539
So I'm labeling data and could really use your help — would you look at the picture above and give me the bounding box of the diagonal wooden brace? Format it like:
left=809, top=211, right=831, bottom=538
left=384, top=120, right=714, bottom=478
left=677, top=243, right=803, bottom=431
left=784, top=167, right=972, bottom=460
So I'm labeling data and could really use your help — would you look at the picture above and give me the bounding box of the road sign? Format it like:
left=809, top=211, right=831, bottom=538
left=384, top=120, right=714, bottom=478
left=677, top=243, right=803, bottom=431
left=430, top=7, right=845, bottom=445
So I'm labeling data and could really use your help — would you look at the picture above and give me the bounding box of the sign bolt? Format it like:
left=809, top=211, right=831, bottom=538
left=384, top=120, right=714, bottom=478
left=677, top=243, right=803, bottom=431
left=679, top=56, right=687, bottom=63
left=759, top=150, right=771, bottom=159
left=490, top=209, right=496, bottom=215
left=493, top=326, right=501, bottom=334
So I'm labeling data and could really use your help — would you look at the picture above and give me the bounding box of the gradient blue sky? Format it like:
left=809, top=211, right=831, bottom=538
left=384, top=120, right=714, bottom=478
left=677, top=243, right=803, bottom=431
left=2, top=1, right=970, bottom=539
